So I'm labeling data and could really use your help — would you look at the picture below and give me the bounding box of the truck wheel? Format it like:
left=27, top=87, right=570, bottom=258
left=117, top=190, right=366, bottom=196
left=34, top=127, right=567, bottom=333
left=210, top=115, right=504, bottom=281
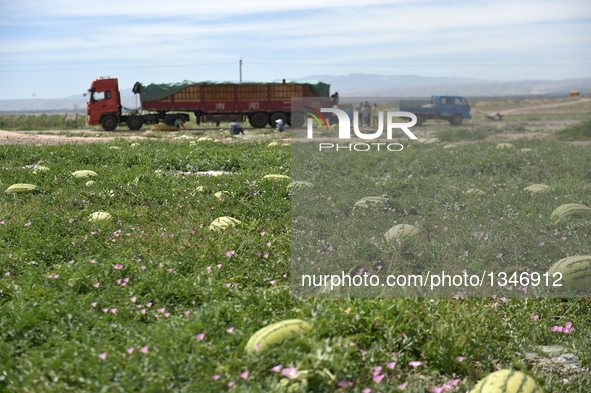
left=101, top=115, right=118, bottom=131
left=449, top=114, right=463, bottom=126
left=251, top=112, right=269, bottom=128
left=127, top=115, right=143, bottom=130
left=269, top=112, right=287, bottom=127
left=164, top=114, right=176, bottom=126
left=415, top=115, right=425, bottom=126
left=289, top=112, right=305, bottom=128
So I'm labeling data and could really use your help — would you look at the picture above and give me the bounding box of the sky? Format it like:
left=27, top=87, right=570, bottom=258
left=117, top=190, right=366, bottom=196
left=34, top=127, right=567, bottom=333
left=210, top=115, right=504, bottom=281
left=0, top=0, right=590, bottom=100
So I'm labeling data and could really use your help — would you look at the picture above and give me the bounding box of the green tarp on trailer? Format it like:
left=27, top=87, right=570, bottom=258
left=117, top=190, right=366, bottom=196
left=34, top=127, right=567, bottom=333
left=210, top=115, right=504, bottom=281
left=132, top=80, right=330, bottom=102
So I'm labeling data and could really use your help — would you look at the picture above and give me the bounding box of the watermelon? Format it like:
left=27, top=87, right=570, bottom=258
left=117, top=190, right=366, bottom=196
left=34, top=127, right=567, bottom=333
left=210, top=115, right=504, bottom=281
left=383, top=224, right=420, bottom=246
left=547, top=256, right=591, bottom=292
left=550, top=203, right=591, bottom=224
left=470, top=369, right=544, bottom=393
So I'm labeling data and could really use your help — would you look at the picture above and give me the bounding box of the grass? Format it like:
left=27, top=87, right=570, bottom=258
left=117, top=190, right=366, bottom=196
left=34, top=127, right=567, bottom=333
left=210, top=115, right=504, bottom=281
left=0, top=139, right=590, bottom=392
left=554, top=119, right=591, bottom=141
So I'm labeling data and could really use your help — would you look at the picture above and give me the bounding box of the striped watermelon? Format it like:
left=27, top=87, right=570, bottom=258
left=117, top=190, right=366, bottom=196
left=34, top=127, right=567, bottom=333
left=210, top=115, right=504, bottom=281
left=6, top=184, right=39, bottom=194
left=496, top=143, right=515, bottom=149
left=72, top=170, right=98, bottom=179
left=245, top=319, right=312, bottom=355
left=470, top=369, right=544, bottom=393
left=547, top=256, right=591, bottom=292
left=88, top=211, right=112, bottom=222
left=383, top=224, right=420, bottom=246
left=465, top=188, right=486, bottom=195
left=550, top=203, right=591, bottom=223
left=354, top=196, right=389, bottom=209
left=209, top=216, right=241, bottom=231
left=32, top=165, right=50, bottom=174
left=288, top=181, right=314, bottom=190
left=523, top=184, right=552, bottom=194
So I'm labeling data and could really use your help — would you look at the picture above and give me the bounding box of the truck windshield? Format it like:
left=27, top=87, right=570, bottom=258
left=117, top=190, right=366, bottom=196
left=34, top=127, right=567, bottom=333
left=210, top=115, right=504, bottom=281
left=459, top=98, right=469, bottom=108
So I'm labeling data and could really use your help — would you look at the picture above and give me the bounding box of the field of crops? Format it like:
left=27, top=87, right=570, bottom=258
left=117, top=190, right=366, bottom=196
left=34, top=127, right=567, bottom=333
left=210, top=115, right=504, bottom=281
left=0, top=137, right=590, bottom=392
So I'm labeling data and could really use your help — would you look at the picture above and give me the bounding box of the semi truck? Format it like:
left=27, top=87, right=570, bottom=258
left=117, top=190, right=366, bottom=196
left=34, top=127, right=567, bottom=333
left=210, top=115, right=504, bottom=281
left=400, top=95, right=471, bottom=126
left=85, top=77, right=330, bottom=131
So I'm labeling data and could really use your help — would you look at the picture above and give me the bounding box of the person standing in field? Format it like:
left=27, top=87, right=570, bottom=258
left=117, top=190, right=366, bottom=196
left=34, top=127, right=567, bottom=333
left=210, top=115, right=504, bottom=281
left=372, top=103, right=379, bottom=126
left=361, top=104, right=370, bottom=127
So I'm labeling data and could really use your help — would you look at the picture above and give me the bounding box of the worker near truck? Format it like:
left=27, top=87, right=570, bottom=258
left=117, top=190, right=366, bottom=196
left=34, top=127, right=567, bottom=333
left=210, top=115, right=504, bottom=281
left=174, top=117, right=185, bottom=130
left=275, top=119, right=286, bottom=132
left=229, top=120, right=244, bottom=135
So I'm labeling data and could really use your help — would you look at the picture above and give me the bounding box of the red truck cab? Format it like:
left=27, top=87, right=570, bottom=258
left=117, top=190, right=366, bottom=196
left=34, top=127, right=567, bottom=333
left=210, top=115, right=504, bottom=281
left=86, top=77, right=122, bottom=129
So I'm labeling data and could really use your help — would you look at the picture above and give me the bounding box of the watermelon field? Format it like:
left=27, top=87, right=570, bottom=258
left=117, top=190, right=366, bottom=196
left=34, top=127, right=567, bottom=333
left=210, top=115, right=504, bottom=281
left=0, top=130, right=590, bottom=392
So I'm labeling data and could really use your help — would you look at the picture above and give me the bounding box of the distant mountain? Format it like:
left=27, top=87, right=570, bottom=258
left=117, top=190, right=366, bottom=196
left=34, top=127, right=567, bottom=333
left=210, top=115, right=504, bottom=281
left=288, top=74, right=591, bottom=98
left=1, top=74, right=589, bottom=114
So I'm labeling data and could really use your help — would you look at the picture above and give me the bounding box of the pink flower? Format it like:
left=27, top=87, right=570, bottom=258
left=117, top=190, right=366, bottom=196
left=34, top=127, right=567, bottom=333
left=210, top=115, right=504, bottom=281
left=226, top=327, right=234, bottom=334
left=110, top=308, right=117, bottom=314
left=397, top=382, right=408, bottom=390
left=263, top=253, right=269, bottom=258
left=98, top=352, right=107, bottom=360
left=211, top=375, right=221, bottom=381
left=216, top=264, right=222, bottom=268
left=362, top=389, right=372, bottom=393
left=409, top=361, right=422, bottom=368
left=533, top=315, right=539, bottom=320
left=90, top=302, right=98, bottom=307
left=126, top=348, right=134, bottom=354
left=140, top=309, right=146, bottom=314
left=240, top=371, right=249, bottom=380
left=387, top=362, right=396, bottom=369
left=164, top=313, right=170, bottom=318
left=227, top=382, right=234, bottom=387
left=539, top=242, right=545, bottom=246
left=93, top=282, right=100, bottom=288
left=254, top=344, right=261, bottom=351
left=90, top=259, right=97, bottom=263
left=225, top=283, right=232, bottom=287
left=225, top=250, right=235, bottom=257
left=371, top=366, right=382, bottom=376
left=130, top=297, right=137, bottom=302
left=270, top=364, right=282, bottom=372
left=455, top=356, right=464, bottom=362
left=269, top=280, right=276, bottom=285
left=139, top=346, right=149, bottom=354
left=184, top=311, right=190, bottom=316
left=113, top=264, right=123, bottom=269
left=565, top=321, right=573, bottom=329
left=373, top=374, right=385, bottom=384
left=140, top=266, right=146, bottom=270
left=282, top=368, right=297, bottom=378
left=196, top=333, right=205, bottom=340
left=146, top=302, right=152, bottom=307
left=496, top=253, right=503, bottom=258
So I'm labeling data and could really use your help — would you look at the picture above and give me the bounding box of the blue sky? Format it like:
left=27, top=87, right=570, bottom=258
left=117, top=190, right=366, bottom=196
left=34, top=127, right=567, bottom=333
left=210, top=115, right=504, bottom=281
left=1, top=0, right=590, bottom=99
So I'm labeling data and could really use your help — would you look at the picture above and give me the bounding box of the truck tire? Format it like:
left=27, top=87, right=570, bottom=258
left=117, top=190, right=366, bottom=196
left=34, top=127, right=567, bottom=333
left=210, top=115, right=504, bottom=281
left=251, top=112, right=269, bottom=128
left=449, top=114, right=463, bottom=126
left=101, top=115, right=118, bottom=131
left=164, top=114, right=176, bottom=126
left=269, top=112, right=287, bottom=127
left=289, top=112, right=305, bottom=128
left=415, top=115, right=425, bottom=126
left=127, top=115, right=143, bottom=130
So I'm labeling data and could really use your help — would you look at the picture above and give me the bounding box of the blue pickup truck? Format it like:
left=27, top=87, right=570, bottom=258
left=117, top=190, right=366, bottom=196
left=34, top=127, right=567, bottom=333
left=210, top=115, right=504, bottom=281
left=400, top=95, right=471, bottom=126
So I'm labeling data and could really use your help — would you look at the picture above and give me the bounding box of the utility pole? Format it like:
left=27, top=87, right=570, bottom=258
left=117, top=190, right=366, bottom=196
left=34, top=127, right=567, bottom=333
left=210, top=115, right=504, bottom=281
left=239, top=58, right=242, bottom=83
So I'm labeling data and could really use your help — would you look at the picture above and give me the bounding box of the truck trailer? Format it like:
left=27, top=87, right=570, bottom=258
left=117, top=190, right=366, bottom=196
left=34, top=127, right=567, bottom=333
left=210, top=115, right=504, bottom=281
left=85, top=77, right=330, bottom=131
